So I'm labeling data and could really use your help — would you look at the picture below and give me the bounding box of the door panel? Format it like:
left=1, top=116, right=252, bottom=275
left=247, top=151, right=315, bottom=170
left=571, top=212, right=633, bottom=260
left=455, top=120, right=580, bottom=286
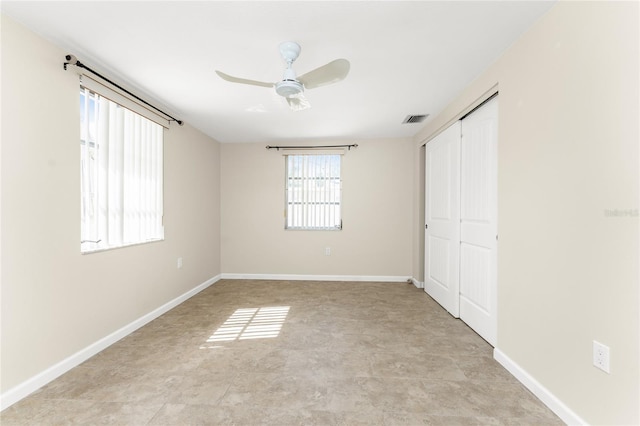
left=460, top=243, right=491, bottom=313
left=459, top=96, right=498, bottom=345
left=424, top=121, right=461, bottom=317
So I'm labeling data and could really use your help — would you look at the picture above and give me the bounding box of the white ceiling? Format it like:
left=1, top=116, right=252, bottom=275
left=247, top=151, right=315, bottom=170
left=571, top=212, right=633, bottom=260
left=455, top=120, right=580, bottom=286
left=2, top=1, right=555, bottom=144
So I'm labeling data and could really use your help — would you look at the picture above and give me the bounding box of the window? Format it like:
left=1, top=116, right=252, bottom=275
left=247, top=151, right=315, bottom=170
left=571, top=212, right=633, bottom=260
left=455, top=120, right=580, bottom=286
left=285, top=154, right=341, bottom=230
left=80, top=87, right=164, bottom=253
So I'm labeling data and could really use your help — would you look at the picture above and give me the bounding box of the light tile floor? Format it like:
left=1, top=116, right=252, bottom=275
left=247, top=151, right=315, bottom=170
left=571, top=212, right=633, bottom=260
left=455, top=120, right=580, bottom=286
left=1, top=280, right=563, bottom=425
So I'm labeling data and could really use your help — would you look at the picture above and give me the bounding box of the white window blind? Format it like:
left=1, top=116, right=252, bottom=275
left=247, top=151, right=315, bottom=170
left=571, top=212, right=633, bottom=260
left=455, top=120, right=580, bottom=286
left=285, top=154, right=342, bottom=230
left=80, top=87, right=164, bottom=253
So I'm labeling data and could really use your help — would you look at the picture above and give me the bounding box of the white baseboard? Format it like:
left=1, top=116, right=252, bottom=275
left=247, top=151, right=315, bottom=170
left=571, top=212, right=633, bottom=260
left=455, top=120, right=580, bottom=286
left=411, top=277, right=424, bottom=288
left=0, top=274, right=221, bottom=411
left=220, top=273, right=410, bottom=283
left=494, top=348, right=585, bottom=425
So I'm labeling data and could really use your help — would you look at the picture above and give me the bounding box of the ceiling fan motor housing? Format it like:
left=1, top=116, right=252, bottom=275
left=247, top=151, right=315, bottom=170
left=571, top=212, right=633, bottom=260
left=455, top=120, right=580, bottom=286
left=275, top=80, right=303, bottom=97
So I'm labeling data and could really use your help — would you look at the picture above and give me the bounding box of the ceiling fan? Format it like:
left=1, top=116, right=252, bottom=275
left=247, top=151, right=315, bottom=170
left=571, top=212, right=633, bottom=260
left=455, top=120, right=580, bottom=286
left=215, top=41, right=350, bottom=111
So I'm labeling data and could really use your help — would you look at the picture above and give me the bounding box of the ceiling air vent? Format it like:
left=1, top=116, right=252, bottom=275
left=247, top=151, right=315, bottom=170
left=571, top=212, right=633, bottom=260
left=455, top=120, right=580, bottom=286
left=402, top=114, right=429, bottom=124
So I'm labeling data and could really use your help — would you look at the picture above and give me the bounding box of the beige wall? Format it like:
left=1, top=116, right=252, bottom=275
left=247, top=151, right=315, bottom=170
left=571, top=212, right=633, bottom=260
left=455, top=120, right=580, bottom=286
left=414, top=2, right=639, bottom=424
left=1, top=15, right=221, bottom=393
left=221, top=139, right=413, bottom=278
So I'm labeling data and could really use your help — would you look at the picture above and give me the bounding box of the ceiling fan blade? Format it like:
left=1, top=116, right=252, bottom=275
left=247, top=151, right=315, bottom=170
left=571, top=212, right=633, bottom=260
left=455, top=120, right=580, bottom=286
left=286, top=93, right=311, bottom=111
left=215, top=70, right=274, bottom=88
left=298, top=59, right=350, bottom=90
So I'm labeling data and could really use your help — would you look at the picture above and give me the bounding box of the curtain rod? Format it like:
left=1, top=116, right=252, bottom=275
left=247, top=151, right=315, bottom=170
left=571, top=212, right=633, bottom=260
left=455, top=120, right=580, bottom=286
left=64, top=54, right=183, bottom=126
left=266, top=144, right=358, bottom=151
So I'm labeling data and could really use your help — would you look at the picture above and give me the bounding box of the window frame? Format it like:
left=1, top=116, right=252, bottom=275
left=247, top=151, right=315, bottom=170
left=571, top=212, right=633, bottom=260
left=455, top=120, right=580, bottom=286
left=79, top=86, right=165, bottom=254
left=284, top=153, right=343, bottom=231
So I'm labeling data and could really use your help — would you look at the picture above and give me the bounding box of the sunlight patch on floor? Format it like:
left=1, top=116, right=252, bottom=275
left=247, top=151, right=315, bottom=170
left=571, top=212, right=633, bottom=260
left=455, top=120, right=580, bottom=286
left=202, top=306, right=290, bottom=347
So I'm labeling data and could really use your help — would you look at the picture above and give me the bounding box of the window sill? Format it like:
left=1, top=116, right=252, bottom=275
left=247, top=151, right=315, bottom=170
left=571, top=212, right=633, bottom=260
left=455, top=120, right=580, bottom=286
left=80, top=237, right=164, bottom=254
left=285, top=227, right=342, bottom=231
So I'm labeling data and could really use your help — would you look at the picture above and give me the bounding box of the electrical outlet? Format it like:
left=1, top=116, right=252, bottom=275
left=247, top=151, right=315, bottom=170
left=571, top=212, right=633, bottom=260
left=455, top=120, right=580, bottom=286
left=325, top=247, right=331, bottom=256
left=177, top=257, right=183, bottom=269
left=593, top=340, right=610, bottom=373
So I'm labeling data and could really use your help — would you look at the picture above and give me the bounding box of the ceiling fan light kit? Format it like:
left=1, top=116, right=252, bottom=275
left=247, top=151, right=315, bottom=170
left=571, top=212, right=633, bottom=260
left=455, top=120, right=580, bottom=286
left=286, top=93, right=311, bottom=111
left=216, top=41, right=349, bottom=111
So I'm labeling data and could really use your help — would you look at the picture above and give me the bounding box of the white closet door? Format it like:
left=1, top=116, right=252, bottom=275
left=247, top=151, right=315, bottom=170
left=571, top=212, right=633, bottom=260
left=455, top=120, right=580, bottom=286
left=424, top=121, right=461, bottom=317
left=459, top=96, right=498, bottom=346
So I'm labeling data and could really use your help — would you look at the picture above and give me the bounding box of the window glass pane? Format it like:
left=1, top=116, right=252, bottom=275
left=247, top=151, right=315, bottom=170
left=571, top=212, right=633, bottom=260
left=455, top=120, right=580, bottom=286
left=80, top=87, right=164, bottom=253
left=285, top=154, right=341, bottom=230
